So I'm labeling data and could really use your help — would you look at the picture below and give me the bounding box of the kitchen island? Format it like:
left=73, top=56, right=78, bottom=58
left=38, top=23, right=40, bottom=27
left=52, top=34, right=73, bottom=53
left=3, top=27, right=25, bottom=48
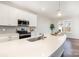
left=0, top=34, right=66, bottom=57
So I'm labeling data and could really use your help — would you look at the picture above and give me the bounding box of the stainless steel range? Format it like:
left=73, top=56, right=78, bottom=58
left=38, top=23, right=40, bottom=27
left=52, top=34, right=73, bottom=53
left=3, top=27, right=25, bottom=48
left=17, top=19, right=31, bottom=39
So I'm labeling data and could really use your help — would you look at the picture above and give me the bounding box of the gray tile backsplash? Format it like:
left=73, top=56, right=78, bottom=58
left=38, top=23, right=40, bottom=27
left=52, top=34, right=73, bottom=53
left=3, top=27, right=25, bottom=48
left=0, top=26, right=37, bottom=36
left=0, top=26, right=17, bottom=34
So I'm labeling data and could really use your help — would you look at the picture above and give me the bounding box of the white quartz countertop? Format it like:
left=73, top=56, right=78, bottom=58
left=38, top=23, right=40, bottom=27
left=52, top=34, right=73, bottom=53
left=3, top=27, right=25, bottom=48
left=0, top=34, right=66, bottom=57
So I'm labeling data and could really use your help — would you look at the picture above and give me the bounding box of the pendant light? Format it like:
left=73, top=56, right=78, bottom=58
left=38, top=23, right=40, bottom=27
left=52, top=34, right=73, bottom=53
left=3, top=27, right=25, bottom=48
left=57, top=1, right=62, bottom=17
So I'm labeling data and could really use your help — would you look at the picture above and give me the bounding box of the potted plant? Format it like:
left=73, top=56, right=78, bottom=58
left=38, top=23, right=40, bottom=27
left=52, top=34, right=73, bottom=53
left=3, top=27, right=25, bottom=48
left=50, top=24, right=55, bottom=34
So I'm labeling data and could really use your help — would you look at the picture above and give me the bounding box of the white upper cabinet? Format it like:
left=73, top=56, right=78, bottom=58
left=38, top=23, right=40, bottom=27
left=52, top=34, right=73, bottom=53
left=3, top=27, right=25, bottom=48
left=20, top=10, right=37, bottom=26
left=16, top=9, right=37, bottom=27
left=9, top=6, right=18, bottom=26
left=29, top=14, right=37, bottom=27
left=0, top=3, right=9, bottom=25
left=0, top=3, right=37, bottom=27
left=16, top=9, right=25, bottom=20
left=0, top=3, right=18, bottom=26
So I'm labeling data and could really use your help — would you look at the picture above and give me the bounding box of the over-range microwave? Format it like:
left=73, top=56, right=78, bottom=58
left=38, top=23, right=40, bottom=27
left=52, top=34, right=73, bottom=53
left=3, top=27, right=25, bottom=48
left=18, top=19, right=29, bottom=26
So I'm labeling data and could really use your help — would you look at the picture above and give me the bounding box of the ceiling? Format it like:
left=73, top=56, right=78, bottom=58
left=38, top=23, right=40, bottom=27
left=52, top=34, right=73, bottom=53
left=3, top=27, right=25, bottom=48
left=1, top=1, right=79, bottom=20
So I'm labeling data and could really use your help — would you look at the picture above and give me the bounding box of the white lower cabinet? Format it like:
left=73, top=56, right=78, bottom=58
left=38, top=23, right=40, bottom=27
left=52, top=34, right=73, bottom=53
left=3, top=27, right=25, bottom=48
left=50, top=44, right=64, bottom=57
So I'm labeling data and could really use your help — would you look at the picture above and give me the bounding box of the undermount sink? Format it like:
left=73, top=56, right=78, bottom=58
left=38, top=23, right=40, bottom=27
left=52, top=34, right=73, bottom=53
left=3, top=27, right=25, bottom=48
left=27, top=36, right=41, bottom=42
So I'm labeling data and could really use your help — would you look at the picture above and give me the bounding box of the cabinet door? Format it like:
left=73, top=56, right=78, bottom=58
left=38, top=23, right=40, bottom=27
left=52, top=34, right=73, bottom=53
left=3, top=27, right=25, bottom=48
left=0, top=3, right=9, bottom=25
left=24, top=12, right=37, bottom=27
left=9, top=6, right=18, bottom=26
left=29, top=14, right=37, bottom=27
left=17, top=9, right=25, bottom=20
left=23, top=11, right=31, bottom=21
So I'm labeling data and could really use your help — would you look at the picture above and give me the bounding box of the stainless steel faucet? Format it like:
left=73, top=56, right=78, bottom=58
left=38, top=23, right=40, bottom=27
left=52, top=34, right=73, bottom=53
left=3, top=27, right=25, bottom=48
left=39, top=33, right=44, bottom=40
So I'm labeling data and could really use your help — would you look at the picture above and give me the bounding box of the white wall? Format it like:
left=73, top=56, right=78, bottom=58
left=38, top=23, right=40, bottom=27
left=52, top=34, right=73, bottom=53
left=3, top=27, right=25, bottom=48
left=36, top=16, right=52, bottom=34
left=51, top=2, right=79, bottom=39
left=67, top=17, right=79, bottom=39
left=63, top=2, right=79, bottom=39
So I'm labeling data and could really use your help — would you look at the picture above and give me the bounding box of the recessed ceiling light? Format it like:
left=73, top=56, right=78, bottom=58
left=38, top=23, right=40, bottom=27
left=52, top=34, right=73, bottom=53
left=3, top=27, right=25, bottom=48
left=41, top=8, right=46, bottom=11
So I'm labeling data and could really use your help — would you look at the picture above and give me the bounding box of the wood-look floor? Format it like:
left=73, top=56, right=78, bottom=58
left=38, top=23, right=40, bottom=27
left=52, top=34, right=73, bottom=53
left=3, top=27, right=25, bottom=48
left=63, top=38, right=79, bottom=57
